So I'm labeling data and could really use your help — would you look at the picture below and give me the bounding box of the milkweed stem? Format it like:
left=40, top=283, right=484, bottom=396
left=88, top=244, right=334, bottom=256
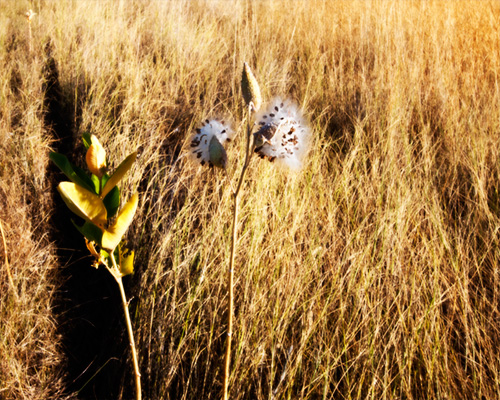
left=110, top=254, right=142, bottom=400
left=223, top=105, right=253, bottom=400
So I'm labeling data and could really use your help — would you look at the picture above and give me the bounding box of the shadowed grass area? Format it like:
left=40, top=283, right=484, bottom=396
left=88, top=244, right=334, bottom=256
left=1, top=1, right=500, bottom=399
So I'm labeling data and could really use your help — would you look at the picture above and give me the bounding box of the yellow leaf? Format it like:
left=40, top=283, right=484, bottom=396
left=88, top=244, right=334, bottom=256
left=101, top=152, right=137, bottom=198
left=119, top=248, right=134, bottom=277
left=101, top=193, right=138, bottom=251
left=57, top=182, right=107, bottom=228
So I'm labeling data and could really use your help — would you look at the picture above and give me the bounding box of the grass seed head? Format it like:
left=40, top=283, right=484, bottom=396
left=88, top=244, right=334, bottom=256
left=25, top=9, right=36, bottom=22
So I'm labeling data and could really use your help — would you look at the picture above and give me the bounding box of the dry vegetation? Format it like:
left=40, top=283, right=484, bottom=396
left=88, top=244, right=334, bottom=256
left=2, top=0, right=500, bottom=399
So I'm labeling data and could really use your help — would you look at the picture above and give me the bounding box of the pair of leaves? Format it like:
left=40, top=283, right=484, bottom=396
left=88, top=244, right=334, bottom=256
left=49, top=151, right=137, bottom=199
left=58, top=182, right=139, bottom=251
left=51, top=150, right=137, bottom=222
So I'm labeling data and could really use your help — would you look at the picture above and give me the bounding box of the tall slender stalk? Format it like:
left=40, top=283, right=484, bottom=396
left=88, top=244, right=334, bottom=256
left=25, top=9, right=35, bottom=53
left=223, top=105, right=253, bottom=400
left=0, top=219, right=18, bottom=301
left=110, top=255, right=142, bottom=400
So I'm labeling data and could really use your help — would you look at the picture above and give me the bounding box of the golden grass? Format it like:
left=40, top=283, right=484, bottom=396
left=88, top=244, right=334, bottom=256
left=2, top=0, right=500, bottom=398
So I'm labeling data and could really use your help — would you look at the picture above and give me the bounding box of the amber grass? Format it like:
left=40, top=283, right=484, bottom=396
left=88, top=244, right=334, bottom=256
left=3, top=1, right=500, bottom=399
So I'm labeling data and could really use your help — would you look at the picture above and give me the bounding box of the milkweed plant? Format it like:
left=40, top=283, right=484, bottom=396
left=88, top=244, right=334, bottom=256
left=50, top=134, right=142, bottom=400
left=188, top=62, right=311, bottom=400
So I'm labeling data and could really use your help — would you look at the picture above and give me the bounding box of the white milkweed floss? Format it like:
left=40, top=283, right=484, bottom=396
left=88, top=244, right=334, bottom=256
left=253, top=98, right=311, bottom=171
left=189, top=119, right=234, bottom=168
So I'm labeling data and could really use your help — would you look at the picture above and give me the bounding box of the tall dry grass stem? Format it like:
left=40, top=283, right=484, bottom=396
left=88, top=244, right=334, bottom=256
left=0, top=219, right=18, bottom=301
left=224, top=104, right=254, bottom=400
left=25, top=9, right=36, bottom=52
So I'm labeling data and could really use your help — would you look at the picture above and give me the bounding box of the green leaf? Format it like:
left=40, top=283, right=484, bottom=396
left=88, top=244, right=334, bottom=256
left=57, top=182, right=108, bottom=228
left=100, top=248, right=111, bottom=259
left=50, top=152, right=96, bottom=193
left=72, top=220, right=103, bottom=244
left=103, top=185, right=120, bottom=218
left=91, top=174, right=100, bottom=193
left=102, top=193, right=138, bottom=251
left=101, top=152, right=137, bottom=198
left=82, top=132, right=92, bottom=150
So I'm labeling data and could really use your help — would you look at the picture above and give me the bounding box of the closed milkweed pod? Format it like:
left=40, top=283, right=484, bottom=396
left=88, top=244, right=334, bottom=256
left=241, top=62, right=262, bottom=113
left=86, top=135, right=107, bottom=178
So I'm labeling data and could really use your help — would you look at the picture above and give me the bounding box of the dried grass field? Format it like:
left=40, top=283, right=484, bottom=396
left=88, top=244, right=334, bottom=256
left=2, top=1, right=500, bottom=399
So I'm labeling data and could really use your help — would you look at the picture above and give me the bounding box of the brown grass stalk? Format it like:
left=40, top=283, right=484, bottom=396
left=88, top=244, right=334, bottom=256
left=0, top=219, right=18, bottom=301
left=224, top=104, right=254, bottom=400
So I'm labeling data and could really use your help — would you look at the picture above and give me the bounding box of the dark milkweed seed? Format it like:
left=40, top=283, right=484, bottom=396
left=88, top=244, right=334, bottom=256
left=269, top=156, right=276, bottom=162
left=270, top=113, right=275, bottom=117
left=274, top=106, right=279, bottom=112
left=280, top=117, right=284, bottom=120
left=196, top=152, right=202, bottom=159
left=263, top=115, right=267, bottom=119
left=221, top=120, right=225, bottom=125
left=280, top=102, right=284, bottom=107
left=196, top=128, right=201, bottom=134
left=259, top=121, right=266, bottom=126
left=205, top=119, right=209, bottom=124
left=221, top=129, right=226, bottom=134
left=201, top=160, right=205, bottom=166
left=226, top=138, right=231, bottom=142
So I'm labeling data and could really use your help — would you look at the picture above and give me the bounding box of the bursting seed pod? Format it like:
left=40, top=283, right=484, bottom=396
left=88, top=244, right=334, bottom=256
left=254, top=98, right=310, bottom=170
left=189, top=119, right=234, bottom=169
